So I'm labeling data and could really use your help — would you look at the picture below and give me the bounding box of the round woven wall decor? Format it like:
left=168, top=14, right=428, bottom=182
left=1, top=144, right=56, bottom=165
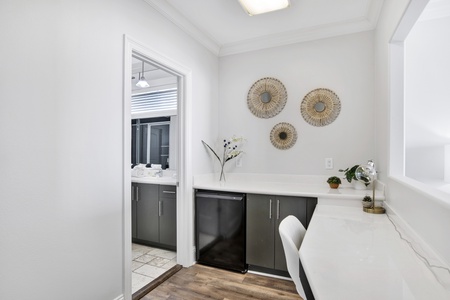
left=270, top=122, right=297, bottom=150
left=300, top=88, right=341, bottom=127
left=247, top=77, right=287, bottom=118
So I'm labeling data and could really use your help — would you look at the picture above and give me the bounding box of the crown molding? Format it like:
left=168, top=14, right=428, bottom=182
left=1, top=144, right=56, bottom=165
left=145, top=0, right=384, bottom=58
left=419, top=0, right=450, bottom=21
left=143, top=0, right=221, bottom=56
left=219, top=17, right=375, bottom=56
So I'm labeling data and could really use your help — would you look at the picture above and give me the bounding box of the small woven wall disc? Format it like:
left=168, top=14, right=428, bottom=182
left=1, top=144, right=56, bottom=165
left=270, top=122, right=297, bottom=150
left=301, top=88, right=341, bottom=127
left=247, top=77, right=287, bottom=118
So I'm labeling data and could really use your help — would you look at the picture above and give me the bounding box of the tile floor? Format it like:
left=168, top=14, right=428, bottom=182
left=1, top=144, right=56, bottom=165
left=132, top=243, right=177, bottom=294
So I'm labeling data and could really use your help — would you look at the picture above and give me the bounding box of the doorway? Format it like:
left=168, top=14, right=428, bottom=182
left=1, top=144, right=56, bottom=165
left=130, top=53, right=179, bottom=294
left=123, top=35, right=194, bottom=300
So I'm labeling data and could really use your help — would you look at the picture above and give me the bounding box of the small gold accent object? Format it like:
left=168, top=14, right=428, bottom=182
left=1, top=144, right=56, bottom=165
left=356, top=160, right=385, bottom=214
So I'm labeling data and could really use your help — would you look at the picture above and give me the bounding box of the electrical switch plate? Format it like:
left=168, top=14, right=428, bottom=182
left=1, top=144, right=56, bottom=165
left=325, top=158, right=333, bottom=169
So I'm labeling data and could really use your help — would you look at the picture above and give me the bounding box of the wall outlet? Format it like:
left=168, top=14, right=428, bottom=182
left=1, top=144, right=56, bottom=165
left=325, top=158, right=333, bottom=169
left=236, top=156, right=242, bottom=167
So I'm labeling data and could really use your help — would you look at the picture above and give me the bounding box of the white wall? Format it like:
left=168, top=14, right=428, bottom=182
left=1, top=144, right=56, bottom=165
left=404, top=16, right=450, bottom=182
left=374, top=0, right=450, bottom=267
left=0, top=0, right=218, bottom=299
left=218, top=32, right=375, bottom=176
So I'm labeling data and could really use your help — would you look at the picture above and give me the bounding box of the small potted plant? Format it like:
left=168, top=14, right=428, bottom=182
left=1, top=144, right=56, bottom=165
left=362, top=195, right=372, bottom=208
left=327, top=176, right=341, bottom=189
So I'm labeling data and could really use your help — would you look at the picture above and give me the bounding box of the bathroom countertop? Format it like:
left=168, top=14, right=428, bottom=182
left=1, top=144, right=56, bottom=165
left=299, top=205, right=450, bottom=300
left=131, top=176, right=177, bottom=186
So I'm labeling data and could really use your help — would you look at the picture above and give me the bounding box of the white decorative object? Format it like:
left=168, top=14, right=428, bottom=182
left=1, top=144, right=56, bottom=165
left=353, top=180, right=367, bottom=190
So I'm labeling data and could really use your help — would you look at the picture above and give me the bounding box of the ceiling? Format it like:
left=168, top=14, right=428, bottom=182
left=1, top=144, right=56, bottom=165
left=131, top=56, right=177, bottom=94
left=144, top=0, right=385, bottom=56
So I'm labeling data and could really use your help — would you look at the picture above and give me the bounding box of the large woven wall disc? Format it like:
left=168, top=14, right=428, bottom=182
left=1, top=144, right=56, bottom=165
left=301, top=88, right=341, bottom=127
left=247, top=77, right=287, bottom=118
left=270, top=122, right=297, bottom=150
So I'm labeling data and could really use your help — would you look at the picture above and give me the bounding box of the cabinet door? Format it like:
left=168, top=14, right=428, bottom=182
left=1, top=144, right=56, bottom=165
left=246, top=194, right=275, bottom=269
left=159, top=185, right=177, bottom=247
left=131, top=183, right=137, bottom=239
left=274, top=196, right=308, bottom=271
left=136, top=183, right=159, bottom=242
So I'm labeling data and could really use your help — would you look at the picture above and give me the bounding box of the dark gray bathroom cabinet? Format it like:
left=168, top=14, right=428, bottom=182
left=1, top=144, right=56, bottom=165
left=131, top=183, right=176, bottom=250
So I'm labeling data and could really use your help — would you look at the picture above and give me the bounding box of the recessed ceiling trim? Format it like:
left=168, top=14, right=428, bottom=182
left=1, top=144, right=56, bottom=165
left=145, top=0, right=384, bottom=58
left=419, top=0, right=450, bottom=21
left=219, top=17, right=375, bottom=57
left=143, top=0, right=221, bottom=56
left=366, top=0, right=385, bottom=25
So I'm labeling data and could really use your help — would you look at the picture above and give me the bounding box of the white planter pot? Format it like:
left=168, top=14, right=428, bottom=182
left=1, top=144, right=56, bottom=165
left=353, top=180, right=367, bottom=190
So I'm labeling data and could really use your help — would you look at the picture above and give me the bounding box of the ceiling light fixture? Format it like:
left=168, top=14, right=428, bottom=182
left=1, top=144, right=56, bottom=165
left=136, top=61, right=150, bottom=88
left=238, top=0, right=290, bottom=16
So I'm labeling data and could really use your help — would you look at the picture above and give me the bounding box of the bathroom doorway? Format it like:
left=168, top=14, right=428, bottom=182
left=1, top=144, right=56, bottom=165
left=130, top=53, right=179, bottom=295
left=123, top=36, right=193, bottom=300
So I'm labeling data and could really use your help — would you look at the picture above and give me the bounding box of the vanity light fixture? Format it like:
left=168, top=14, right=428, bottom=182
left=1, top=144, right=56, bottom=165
left=238, top=0, right=290, bottom=16
left=136, top=61, right=150, bottom=88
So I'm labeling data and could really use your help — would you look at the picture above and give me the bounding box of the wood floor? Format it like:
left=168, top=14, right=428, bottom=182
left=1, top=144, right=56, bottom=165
left=142, top=264, right=302, bottom=300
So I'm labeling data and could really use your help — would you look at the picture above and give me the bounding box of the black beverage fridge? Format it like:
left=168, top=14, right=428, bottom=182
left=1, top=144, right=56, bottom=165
left=195, top=190, right=247, bottom=273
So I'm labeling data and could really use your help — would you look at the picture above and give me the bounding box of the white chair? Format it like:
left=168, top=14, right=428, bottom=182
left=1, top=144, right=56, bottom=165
left=279, top=215, right=307, bottom=300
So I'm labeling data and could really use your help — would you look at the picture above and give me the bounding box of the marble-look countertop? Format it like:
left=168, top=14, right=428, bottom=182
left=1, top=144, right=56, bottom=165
left=193, top=173, right=385, bottom=201
left=299, top=205, right=450, bottom=300
left=131, top=176, right=177, bottom=186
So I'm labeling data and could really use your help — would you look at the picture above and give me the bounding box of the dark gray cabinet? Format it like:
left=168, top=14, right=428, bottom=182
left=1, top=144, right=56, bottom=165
left=131, top=183, right=177, bottom=250
left=159, top=185, right=177, bottom=247
left=246, top=194, right=316, bottom=272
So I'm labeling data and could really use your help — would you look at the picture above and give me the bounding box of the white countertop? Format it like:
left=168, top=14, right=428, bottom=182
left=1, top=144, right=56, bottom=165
left=193, top=173, right=385, bottom=201
left=299, top=205, right=450, bottom=300
left=131, top=176, right=177, bottom=186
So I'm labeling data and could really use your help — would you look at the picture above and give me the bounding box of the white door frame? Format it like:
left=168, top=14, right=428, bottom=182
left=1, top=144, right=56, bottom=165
left=122, top=35, right=193, bottom=300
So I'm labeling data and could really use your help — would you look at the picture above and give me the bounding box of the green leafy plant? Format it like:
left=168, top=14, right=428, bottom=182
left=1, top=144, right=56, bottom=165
left=339, top=165, right=370, bottom=186
left=362, top=195, right=372, bottom=202
left=339, top=165, right=359, bottom=183
left=202, top=136, right=245, bottom=181
left=326, top=176, right=341, bottom=184
left=362, top=195, right=373, bottom=208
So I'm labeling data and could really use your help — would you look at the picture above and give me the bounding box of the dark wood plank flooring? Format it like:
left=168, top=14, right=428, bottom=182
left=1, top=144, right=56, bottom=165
left=142, top=264, right=302, bottom=300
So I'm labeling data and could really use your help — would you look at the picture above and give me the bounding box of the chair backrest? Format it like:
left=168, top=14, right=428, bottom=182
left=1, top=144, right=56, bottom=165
left=279, top=215, right=307, bottom=300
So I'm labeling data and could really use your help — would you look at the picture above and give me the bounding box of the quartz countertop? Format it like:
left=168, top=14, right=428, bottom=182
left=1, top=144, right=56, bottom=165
left=131, top=176, right=177, bottom=186
left=193, top=173, right=385, bottom=201
left=299, top=205, right=450, bottom=300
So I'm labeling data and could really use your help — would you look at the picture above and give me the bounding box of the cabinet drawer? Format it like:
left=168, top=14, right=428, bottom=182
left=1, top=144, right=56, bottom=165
left=160, top=185, right=176, bottom=198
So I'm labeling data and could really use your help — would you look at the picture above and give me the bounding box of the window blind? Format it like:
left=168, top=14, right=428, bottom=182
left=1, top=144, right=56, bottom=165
left=131, top=88, right=177, bottom=114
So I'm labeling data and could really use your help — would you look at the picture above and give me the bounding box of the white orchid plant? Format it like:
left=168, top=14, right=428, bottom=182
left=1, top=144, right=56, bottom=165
left=202, top=136, right=245, bottom=181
